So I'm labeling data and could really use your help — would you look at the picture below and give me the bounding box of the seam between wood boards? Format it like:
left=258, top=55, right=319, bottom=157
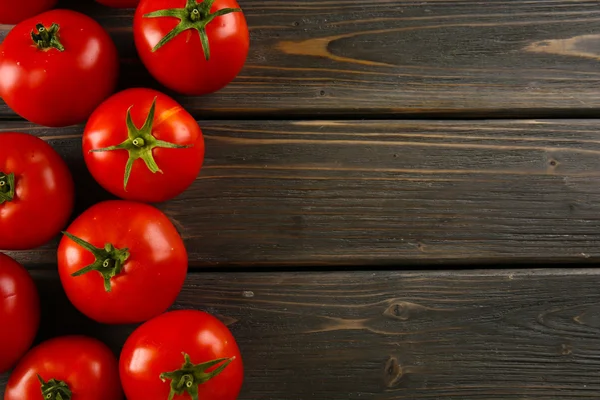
left=2, top=108, right=600, bottom=122
left=21, top=262, right=600, bottom=273
left=21, top=266, right=600, bottom=275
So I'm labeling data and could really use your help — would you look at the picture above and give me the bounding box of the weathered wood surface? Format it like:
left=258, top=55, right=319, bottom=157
left=3, top=1, right=600, bottom=399
left=3, top=269, right=600, bottom=399
left=3, top=0, right=600, bottom=118
left=4, top=119, right=600, bottom=267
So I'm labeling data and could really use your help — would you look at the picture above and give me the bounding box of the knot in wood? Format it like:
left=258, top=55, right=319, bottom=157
left=384, top=302, right=411, bottom=321
left=560, top=343, right=573, bottom=355
left=383, top=356, right=403, bottom=388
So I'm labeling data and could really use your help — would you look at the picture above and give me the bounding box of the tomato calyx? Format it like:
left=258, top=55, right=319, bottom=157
left=62, top=231, right=130, bottom=292
left=159, top=352, right=235, bottom=400
left=143, top=0, right=241, bottom=59
left=0, top=172, right=15, bottom=204
left=37, top=374, right=72, bottom=400
left=31, top=23, right=65, bottom=52
left=90, top=96, right=190, bottom=191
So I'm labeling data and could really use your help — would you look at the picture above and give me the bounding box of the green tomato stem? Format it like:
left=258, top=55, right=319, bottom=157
left=160, top=353, right=235, bottom=400
left=62, top=231, right=130, bottom=292
left=38, top=374, right=72, bottom=400
left=143, top=0, right=242, bottom=60
left=0, top=172, right=15, bottom=205
left=89, top=96, right=190, bottom=191
left=31, top=23, right=65, bottom=52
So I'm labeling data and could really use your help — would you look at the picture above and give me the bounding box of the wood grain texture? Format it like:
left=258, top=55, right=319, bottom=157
left=3, top=119, right=600, bottom=267
left=3, top=0, right=600, bottom=118
left=2, top=269, right=600, bottom=399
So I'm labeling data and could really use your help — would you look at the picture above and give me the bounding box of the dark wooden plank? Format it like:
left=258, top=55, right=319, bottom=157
left=3, top=119, right=600, bottom=267
left=2, top=269, right=600, bottom=399
left=3, top=0, right=600, bottom=118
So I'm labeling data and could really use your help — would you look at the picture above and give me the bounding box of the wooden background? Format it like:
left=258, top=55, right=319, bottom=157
left=2, top=0, right=600, bottom=399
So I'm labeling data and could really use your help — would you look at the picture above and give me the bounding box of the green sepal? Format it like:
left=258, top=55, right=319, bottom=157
left=159, top=353, right=235, bottom=400
left=38, top=374, right=72, bottom=400
left=0, top=172, right=15, bottom=204
left=90, top=96, right=190, bottom=191
left=143, top=0, right=241, bottom=59
left=31, top=23, right=65, bottom=52
left=62, top=231, right=130, bottom=292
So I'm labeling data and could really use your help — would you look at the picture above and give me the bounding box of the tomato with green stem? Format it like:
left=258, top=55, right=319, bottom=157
left=4, top=336, right=123, bottom=400
left=134, top=0, right=249, bottom=95
left=0, top=253, right=40, bottom=373
left=120, top=310, right=244, bottom=400
left=83, top=88, right=204, bottom=203
left=0, top=132, right=74, bottom=250
left=57, top=200, right=188, bottom=324
left=0, top=0, right=57, bottom=25
left=0, top=9, right=119, bottom=127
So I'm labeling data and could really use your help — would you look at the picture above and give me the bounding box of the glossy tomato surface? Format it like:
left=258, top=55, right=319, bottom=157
left=83, top=88, right=205, bottom=203
left=0, top=253, right=40, bottom=373
left=57, top=200, right=187, bottom=324
left=0, top=133, right=74, bottom=250
left=0, top=9, right=119, bottom=127
left=95, top=0, right=140, bottom=7
left=120, top=310, right=244, bottom=400
left=0, top=0, right=57, bottom=24
left=134, top=0, right=249, bottom=95
left=4, top=336, right=123, bottom=400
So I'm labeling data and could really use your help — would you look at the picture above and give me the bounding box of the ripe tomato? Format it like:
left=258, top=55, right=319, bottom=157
left=83, top=88, right=204, bottom=203
left=57, top=200, right=187, bottom=324
left=0, top=253, right=40, bottom=373
left=120, top=310, right=244, bottom=400
left=0, top=0, right=57, bottom=25
left=0, top=9, right=119, bottom=127
left=95, top=0, right=140, bottom=7
left=0, top=133, right=74, bottom=250
left=4, top=335, right=123, bottom=400
left=134, top=0, right=249, bottom=95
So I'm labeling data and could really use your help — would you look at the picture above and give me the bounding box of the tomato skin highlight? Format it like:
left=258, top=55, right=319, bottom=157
left=0, top=0, right=57, bottom=25
left=4, top=335, right=123, bottom=400
left=0, top=9, right=119, bottom=127
left=120, top=310, right=244, bottom=400
left=95, top=0, right=140, bottom=8
left=83, top=88, right=205, bottom=203
left=0, top=253, right=40, bottom=374
left=134, top=0, right=249, bottom=95
left=57, top=200, right=188, bottom=324
left=0, top=133, right=74, bottom=250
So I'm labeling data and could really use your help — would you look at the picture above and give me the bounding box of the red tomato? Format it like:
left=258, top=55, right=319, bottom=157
left=95, top=0, right=140, bottom=7
left=0, top=133, right=74, bottom=250
left=83, top=88, right=205, bottom=203
left=4, top=335, right=123, bottom=400
left=0, top=10, right=119, bottom=127
left=120, top=310, right=244, bottom=400
left=0, top=253, right=40, bottom=373
left=134, top=0, right=249, bottom=95
left=57, top=200, right=187, bottom=324
left=0, top=0, right=57, bottom=24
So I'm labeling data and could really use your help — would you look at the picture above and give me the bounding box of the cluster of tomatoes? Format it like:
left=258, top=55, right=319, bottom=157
left=0, top=0, right=249, bottom=399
